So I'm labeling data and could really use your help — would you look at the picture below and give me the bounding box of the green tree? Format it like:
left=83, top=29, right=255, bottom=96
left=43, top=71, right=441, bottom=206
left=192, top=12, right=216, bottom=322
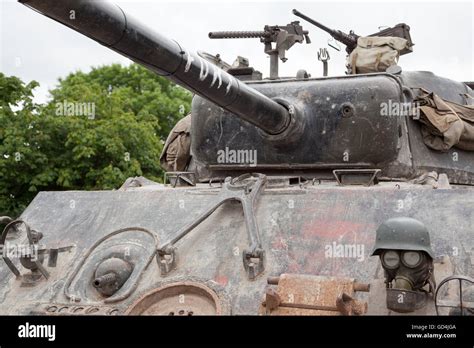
left=0, top=64, right=192, bottom=218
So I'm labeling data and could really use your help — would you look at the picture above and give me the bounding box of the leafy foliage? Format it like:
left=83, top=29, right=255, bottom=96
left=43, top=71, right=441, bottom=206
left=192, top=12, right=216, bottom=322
left=0, top=64, right=192, bottom=218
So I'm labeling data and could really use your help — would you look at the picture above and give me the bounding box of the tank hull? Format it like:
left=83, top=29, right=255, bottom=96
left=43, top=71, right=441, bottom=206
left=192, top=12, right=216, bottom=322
left=1, top=180, right=472, bottom=315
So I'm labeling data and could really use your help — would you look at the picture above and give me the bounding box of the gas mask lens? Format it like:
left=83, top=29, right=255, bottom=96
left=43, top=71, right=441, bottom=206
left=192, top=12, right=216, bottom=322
left=382, top=250, right=423, bottom=269
left=401, top=251, right=423, bottom=268
left=381, top=250, right=400, bottom=269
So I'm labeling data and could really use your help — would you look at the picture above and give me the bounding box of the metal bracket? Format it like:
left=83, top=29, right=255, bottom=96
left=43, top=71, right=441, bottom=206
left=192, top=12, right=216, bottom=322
left=262, top=274, right=369, bottom=315
left=164, top=171, right=196, bottom=187
left=37, top=246, right=74, bottom=268
left=264, top=288, right=362, bottom=315
left=243, top=248, right=265, bottom=280
left=157, top=173, right=267, bottom=280
left=333, top=169, right=381, bottom=186
left=1, top=220, right=48, bottom=279
left=1, top=220, right=75, bottom=281
left=157, top=246, right=177, bottom=274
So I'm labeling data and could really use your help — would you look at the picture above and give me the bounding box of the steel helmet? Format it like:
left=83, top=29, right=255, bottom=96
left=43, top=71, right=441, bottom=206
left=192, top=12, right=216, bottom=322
left=371, top=217, right=435, bottom=258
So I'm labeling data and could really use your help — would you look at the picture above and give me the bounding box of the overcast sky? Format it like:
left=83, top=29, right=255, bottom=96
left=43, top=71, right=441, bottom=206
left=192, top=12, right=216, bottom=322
left=1, top=0, right=472, bottom=104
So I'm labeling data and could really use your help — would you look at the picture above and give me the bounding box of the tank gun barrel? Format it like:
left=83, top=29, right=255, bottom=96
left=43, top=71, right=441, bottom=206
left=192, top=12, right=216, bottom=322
left=19, top=0, right=291, bottom=135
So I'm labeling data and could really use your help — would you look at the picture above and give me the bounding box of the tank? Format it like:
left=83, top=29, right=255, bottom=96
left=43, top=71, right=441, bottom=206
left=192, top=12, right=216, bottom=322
left=1, top=0, right=473, bottom=316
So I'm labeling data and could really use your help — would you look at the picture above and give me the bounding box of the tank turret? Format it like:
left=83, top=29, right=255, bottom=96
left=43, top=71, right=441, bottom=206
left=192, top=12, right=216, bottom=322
left=20, top=0, right=474, bottom=185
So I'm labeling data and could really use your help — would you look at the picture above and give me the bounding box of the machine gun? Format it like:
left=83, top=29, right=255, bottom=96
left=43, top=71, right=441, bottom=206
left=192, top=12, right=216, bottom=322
left=293, top=9, right=413, bottom=55
left=209, top=22, right=311, bottom=79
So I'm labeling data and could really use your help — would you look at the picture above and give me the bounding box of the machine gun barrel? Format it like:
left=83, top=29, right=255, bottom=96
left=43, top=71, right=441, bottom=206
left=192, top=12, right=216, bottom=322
left=209, top=31, right=268, bottom=39
left=20, top=0, right=291, bottom=135
left=93, top=273, right=117, bottom=289
left=292, top=9, right=358, bottom=52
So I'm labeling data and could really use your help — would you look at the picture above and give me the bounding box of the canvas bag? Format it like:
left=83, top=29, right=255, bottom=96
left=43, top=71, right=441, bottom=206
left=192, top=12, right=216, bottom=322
left=413, top=89, right=474, bottom=152
left=348, top=36, right=408, bottom=73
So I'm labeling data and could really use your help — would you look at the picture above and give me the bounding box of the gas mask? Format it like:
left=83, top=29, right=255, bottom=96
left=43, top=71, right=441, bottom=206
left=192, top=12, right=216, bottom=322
left=380, top=249, right=435, bottom=312
left=371, top=217, right=436, bottom=313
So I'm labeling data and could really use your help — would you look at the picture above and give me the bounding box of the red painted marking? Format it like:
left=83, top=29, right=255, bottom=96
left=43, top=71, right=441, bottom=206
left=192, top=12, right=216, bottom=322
left=214, top=275, right=228, bottom=286
left=302, top=220, right=376, bottom=242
